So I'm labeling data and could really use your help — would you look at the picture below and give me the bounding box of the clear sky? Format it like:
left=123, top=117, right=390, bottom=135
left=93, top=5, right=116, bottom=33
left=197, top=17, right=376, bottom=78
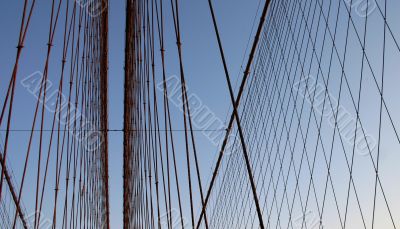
left=0, top=0, right=262, bottom=227
left=1, top=0, right=400, bottom=228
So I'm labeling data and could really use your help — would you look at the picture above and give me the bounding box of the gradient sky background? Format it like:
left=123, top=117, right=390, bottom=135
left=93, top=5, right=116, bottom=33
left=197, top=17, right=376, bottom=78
left=1, top=0, right=400, bottom=228
left=0, top=0, right=263, bottom=226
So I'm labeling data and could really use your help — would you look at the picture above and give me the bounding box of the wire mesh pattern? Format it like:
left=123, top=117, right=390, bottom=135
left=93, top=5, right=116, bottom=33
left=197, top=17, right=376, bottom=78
left=0, top=0, right=110, bottom=228
left=1, top=0, right=400, bottom=228
left=205, top=0, right=400, bottom=228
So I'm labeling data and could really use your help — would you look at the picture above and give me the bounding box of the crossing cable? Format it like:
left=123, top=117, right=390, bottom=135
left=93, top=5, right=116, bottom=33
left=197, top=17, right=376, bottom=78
left=227, top=3, right=296, bottom=228
left=220, top=2, right=302, bottom=226
left=203, top=0, right=273, bottom=228
left=207, top=3, right=287, bottom=226
left=255, top=1, right=348, bottom=227
left=260, top=1, right=340, bottom=227
left=0, top=151, right=28, bottom=228
left=0, top=0, right=109, bottom=227
left=0, top=0, right=37, bottom=200
left=260, top=1, right=330, bottom=228
left=372, top=0, right=387, bottom=228
left=219, top=0, right=334, bottom=226
left=209, top=0, right=400, bottom=228
left=200, top=2, right=281, bottom=227
left=256, top=1, right=350, bottom=227
left=205, top=5, right=281, bottom=228
left=196, top=0, right=273, bottom=227
left=296, top=0, right=397, bottom=227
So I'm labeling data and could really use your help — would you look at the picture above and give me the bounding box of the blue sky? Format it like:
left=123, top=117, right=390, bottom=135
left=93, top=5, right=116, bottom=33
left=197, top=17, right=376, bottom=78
left=0, top=0, right=262, bottom=227
left=1, top=0, right=400, bottom=228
